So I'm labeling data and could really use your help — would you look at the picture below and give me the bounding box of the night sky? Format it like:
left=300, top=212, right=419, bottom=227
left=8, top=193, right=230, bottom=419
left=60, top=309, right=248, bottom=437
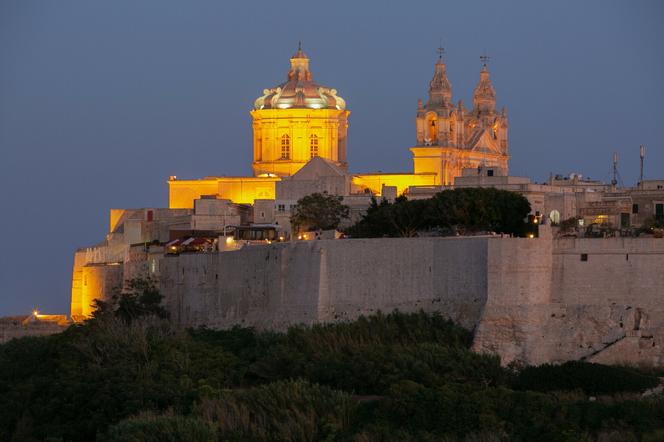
left=1, top=1, right=662, bottom=315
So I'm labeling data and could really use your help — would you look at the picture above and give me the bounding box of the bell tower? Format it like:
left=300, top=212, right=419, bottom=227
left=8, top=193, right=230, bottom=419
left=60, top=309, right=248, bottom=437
left=415, top=47, right=457, bottom=147
left=411, top=50, right=509, bottom=185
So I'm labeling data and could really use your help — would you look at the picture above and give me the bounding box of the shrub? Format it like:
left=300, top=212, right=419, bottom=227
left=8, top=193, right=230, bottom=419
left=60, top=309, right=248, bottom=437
left=103, top=411, right=216, bottom=442
left=196, top=379, right=356, bottom=441
left=511, top=361, right=660, bottom=395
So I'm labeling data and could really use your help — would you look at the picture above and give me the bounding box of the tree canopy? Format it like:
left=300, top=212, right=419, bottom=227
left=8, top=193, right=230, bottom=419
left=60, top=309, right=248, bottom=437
left=347, top=187, right=532, bottom=238
left=290, top=192, right=349, bottom=232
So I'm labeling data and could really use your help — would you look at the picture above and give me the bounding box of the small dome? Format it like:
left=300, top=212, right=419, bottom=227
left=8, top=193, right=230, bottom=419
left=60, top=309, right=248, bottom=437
left=254, top=45, right=346, bottom=111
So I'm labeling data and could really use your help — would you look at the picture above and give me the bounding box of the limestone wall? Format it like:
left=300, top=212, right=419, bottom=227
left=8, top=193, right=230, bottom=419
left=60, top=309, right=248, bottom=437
left=316, top=237, right=488, bottom=328
left=160, top=242, right=322, bottom=330
left=473, top=237, right=664, bottom=367
left=552, top=238, right=664, bottom=305
left=0, top=316, right=68, bottom=344
left=158, top=237, right=490, bottom=331
left=75, top=263, right=123, bottom=318
left=71, top=234, right=664, bottom=367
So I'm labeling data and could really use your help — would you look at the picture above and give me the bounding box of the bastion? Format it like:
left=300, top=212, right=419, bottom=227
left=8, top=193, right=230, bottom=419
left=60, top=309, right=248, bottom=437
left=147, top=235, right=664, bottom=367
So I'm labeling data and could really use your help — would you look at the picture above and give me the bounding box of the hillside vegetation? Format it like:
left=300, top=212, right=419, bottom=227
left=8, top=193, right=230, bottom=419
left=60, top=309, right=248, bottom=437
left=0, top=291, right=662, bottom=441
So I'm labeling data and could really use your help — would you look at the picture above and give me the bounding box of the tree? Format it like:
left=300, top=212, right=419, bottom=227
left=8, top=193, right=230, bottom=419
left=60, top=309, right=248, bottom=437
left=385, top=196, right=429, bottom=237
left=91, top=278, right=169, bottom=323
left=344, top=197, right=395, bottom=238
left=347, top=188, right=531, bottom=238
left=559, top=216, right=581, bottom=232
left=290, top=192, right=349, bottom=232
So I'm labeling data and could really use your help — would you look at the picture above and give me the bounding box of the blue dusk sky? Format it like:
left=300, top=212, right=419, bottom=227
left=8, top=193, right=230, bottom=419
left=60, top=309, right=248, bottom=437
left=0, top=0, right=662, bottom=315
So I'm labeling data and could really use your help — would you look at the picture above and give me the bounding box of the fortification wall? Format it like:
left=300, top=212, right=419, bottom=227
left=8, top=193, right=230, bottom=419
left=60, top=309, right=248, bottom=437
left=71, top=235, right=664, bottom=366
left=316, top=238, right=488, bottom=328
left=158, top=237, right=490, bottom=331
left=0, top=316, right=68, bottom=344
left=78, top=264, right=123, bottom=317
left=160, top=242, right=322, bottom=329
left=473, top=237, right=664, bottom=367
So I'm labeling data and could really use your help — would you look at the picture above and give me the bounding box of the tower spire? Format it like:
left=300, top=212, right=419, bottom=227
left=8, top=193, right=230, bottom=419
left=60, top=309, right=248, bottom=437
left=427, top=45, right=452, bottom=108
left=472, top=54, right=496, bottom=114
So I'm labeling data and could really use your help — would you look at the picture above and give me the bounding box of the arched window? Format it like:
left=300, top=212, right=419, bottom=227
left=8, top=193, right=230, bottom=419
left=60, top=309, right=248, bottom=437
left=429, top=119, right=437, bottom=141
left=425, top=113, right=438, bottom=144
left=309, top=134, right=319, bottom=158
left=280, top=134, right=290, bottom=159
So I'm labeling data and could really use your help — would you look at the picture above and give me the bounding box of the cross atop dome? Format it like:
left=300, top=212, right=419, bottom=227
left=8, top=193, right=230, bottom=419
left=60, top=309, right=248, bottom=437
left=292, top=41, right=308, bottom=59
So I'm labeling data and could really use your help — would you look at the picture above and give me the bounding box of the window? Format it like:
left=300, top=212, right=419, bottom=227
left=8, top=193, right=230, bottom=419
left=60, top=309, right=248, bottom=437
left=656, top=203, right=664, bottom=221
left=580, top=254, right=588, bottom=262
left=426, top=115, right=437, bottom=143
left=277, top=204, right=285, bottom=212
left=309, top=134, right=319, bottom=158
left=621, top=213, right=630, bottom=228
left=487, top=169, right=494, bottom=177
left=280, top=134, right=290, bottom=159
left=632, top=204, right=639, bottom=214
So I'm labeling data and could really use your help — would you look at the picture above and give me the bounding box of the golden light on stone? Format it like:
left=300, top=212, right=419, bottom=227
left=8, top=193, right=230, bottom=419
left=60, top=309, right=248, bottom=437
left=251, top=46, right=349, bottom=178
left=167, top=45, right=508, bottom=208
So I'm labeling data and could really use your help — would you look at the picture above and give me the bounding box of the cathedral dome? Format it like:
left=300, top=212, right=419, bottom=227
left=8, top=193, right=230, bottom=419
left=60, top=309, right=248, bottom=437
left=254, top=44, right=346, bottom=111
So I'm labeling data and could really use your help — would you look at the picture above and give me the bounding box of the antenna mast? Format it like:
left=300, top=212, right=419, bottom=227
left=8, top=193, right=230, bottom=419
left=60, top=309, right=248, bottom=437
left=611, top=152, right=619, bottom=187
left=639, top=145, right=645, bottom=188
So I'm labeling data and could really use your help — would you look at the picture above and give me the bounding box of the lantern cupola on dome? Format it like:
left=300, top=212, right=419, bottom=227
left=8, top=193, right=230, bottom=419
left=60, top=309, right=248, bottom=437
left=254, top=43, right=346, bottom=111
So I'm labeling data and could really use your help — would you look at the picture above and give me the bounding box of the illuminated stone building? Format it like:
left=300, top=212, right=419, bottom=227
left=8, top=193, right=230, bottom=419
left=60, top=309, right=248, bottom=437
left=168, top=45, right=509, bottom=209
left=251, top=44, right=349, bottom=177
left=168, top=45, right=350, bottom=209
left=411, top=54, right=509, bottom=185
left=61, top=44, right=664, bottom=329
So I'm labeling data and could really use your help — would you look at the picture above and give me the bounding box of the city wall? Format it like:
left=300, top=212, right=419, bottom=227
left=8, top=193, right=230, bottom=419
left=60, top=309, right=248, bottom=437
left=157, top=236, right=664, bottom=367
left=158, top=237, right=489, bottom=331
left=473, top=237, right=664, bottom=366
left=0, top=316, right=69, bottom=345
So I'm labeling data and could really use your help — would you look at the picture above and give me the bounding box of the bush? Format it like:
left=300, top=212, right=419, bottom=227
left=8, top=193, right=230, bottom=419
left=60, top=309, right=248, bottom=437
left=196, top=380, right=356, bottom=441
left=2, top=311, right=663, bottom=441
left=511, top=361, right=660, bottom=395
left=104, top=412, right=216, bottom=442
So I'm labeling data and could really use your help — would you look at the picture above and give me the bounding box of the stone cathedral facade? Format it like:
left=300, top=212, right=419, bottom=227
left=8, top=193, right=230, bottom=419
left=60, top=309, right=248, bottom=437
left=411, top=55, right=509, bottom=185
left=168, top=46, right=510, bottom=208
